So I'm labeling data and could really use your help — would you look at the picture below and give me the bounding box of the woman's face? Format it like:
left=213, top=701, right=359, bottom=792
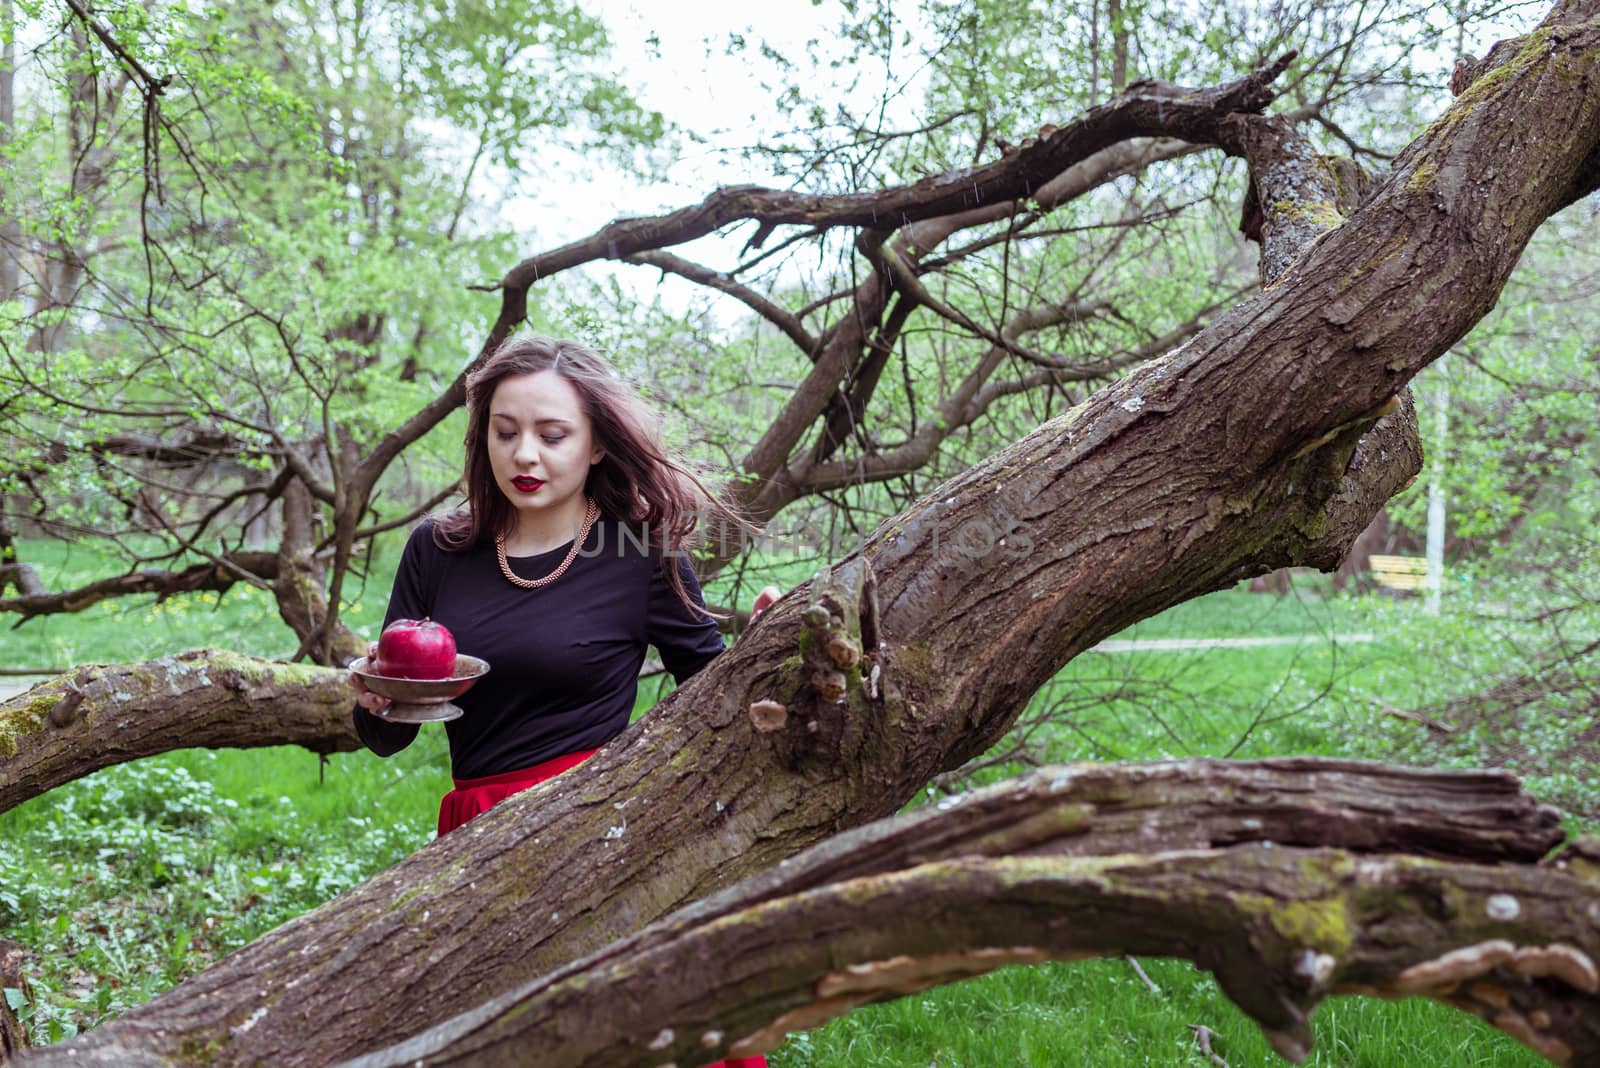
left=487, top=371, right=603, bottom=528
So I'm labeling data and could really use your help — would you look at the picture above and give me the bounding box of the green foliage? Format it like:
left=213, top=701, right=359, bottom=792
left=1356, top=214, right=1600, bottom=819
left=1396, top=219, right=1600, bottom=551
left=0, top=0, right=664, bottom=606
left=1327, top=576, right=1600, bottom=818
left=0, top=745, right=443, bottom=1040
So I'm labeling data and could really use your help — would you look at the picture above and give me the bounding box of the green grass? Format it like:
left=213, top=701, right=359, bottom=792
left=1102, top=582, right=1359, bottom=640
left=774, top=959, right=1537, bottom=1067
left=1043, top=638, right=1397, bottom=760
left=2, top=537, right=438, bottom=1040
left=0, top=544, right=1563, bottom=1063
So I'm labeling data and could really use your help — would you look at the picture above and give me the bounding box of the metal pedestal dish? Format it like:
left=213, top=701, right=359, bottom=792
left=350, top=655, right=489, bottom=723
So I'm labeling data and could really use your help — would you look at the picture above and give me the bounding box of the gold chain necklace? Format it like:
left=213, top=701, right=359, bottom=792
left=495, top=498, right=599, bottom=590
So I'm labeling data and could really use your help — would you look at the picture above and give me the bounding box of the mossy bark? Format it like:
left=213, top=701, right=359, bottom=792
left=0, top=652, right=356, bottom=813
left=331, top=761, right=1592, bottom=1068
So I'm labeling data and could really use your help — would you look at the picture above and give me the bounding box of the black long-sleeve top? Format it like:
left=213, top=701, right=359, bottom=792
left=353, top=518, right=725, bottom=779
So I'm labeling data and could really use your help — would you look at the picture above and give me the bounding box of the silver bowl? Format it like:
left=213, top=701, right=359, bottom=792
left=350, top=654, right=489, bottom=724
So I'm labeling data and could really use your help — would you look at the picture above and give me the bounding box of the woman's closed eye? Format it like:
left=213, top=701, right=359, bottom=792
left=495, top=430, right=564, bottom=441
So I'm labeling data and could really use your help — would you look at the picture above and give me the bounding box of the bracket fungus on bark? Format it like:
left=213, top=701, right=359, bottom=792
left=815, top=947, right=1053, bottom=998
left=746, top=700, right=788, bottom=733
left=728, top=947, right=1053, bottom=1058
left=1389, top=940, right=1600, bottom=996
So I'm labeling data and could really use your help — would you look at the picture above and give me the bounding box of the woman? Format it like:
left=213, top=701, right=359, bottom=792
left=351, top=335, right=774, bottom=1067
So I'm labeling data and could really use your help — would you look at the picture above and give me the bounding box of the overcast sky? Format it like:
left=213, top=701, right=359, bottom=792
left=531, top=1, right=938, bottom=222
left=506, top=0, right=929, bottom=318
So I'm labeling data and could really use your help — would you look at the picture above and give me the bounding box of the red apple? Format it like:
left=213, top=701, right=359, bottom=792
left=374, top=618, right=457, bottom=679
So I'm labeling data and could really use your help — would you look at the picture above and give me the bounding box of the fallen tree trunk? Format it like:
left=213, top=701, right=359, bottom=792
left=360, top=849, right=1599, bottom=1067
left=16, top=6, right=1600, bottom=1066
left=0, top=652, right=356, bottom=813
left=332, top=760, right=1591, bottom=1068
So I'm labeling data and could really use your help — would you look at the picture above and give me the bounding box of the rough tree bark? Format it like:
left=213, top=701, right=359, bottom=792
left=10, top=5, right=1600, bottom=1066
left=0, top=939, right=30, bottom=1061
left=0, top=654, right=355, bottom=814
left=333, top=760, right=1591, bottom=1068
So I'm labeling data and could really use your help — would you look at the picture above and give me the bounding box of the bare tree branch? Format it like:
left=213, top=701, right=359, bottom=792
left=0, top=553, right=277, bottom=623
left=623, top=250, right=820, bottom=356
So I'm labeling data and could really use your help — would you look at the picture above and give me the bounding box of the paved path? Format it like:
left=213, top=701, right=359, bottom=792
left=0, top=676, right=54, bottom=702
left=0, top=633, right=1379, bottom=705
left=1091, top=633, right=1375, bottom=653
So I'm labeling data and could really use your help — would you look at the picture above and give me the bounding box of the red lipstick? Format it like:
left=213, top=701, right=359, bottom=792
left=511, top=477, right=544, bottom=493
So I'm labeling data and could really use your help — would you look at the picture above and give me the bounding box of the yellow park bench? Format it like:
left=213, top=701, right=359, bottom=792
left=1369, top=554, right=1429, bottom=591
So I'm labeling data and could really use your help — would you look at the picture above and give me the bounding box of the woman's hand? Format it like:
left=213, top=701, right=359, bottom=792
left=750, top=585, right=782, bottom=623
left=348, top=641, right=393, bottom=715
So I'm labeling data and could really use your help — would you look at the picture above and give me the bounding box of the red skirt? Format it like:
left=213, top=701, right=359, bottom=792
left=437, top=752, right=768, bottom=1068
left=437, top=749, right=600, bottom=836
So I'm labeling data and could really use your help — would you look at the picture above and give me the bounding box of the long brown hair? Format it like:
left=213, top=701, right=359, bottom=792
left=433, top=336, right=737, bottom=611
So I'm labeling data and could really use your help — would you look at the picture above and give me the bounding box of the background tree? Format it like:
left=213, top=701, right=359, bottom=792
left=0, top=0, right=664, bottom=660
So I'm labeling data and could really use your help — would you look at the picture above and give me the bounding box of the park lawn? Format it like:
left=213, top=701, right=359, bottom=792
left=0, top=547, right=1545, bottom=1063
left=779, top=958, right=1532, bottom=1067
